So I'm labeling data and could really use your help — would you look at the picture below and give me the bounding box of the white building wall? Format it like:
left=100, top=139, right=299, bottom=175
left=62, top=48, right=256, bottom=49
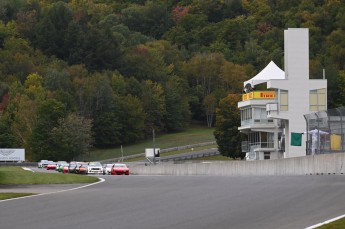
left=239, top=28, right=327, bottom=160
left=268, top=28, right=327, bottom=158
left=284, top=28, right=310, bottom=157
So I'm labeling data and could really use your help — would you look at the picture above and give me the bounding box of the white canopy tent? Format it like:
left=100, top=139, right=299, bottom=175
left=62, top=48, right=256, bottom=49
left=243, top=61, right=285, bottom=87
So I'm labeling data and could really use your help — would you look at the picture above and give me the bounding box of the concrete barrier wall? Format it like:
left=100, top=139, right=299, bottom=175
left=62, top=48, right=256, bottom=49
left=0, top=162, right=36, bottom=167
left=129, top=153, right=345, bottom=176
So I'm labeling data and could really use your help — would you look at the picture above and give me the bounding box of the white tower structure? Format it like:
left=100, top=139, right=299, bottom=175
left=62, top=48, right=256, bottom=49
left=238, top=28, right=327, bottom=160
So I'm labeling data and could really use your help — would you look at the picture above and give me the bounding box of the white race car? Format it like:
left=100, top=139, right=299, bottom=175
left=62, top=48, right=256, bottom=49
left=87, top=161, right=103, bottom=174
left=102, top=163, right=114, bottom=175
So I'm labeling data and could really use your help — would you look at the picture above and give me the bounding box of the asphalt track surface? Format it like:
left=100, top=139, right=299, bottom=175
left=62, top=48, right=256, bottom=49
left=1, top=175, right=345, bottom=229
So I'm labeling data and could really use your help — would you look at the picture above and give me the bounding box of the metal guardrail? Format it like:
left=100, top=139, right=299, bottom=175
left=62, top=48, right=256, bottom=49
left=100, top=141, right=217, bottom=163
left=160, top=151, right=220, bottom=163
left=241, top=141, right=274, bottom=152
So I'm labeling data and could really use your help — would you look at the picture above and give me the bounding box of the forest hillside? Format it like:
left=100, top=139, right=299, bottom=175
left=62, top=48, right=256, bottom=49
left=0, top=0, right=344, bottom=161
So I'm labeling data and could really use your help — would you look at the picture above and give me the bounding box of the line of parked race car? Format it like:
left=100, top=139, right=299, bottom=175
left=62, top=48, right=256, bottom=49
left=37, top=160, right=130, bottom=175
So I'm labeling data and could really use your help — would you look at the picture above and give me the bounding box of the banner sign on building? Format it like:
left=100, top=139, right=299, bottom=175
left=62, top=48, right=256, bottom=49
left=242, top=91, right=276, bottom=101
left=0, top=148, right=25, bottom=161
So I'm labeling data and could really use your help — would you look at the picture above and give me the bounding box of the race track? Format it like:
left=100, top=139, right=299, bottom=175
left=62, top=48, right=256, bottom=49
left=1, top=175, right=345, bottom=229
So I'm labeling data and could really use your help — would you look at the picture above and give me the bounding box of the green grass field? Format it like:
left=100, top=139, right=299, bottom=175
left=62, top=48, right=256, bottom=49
left=0, top=193, right=35, bottom=200
left=316, top=217, right=345, bottom=229
left=0, top=167, right=99, bottom=200
left=86, top=126, right=215, bottom=161
left=0, top=167, right=99, bottom=185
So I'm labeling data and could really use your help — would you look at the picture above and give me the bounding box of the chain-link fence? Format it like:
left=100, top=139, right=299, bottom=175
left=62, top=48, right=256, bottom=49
left=304, top=106, right=345, bottom=155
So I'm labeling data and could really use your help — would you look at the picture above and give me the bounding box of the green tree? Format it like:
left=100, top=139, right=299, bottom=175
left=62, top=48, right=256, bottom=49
left=63, top=20, right=87, bottom=66
left=29, top=99, right=66, bottom=160
left=3, top=79, right=45, bottom=159
left=0, top=116, right=17, bottom=148
left=192, top=1, right=245, bottom=22
left=121, top=1, right=172, bottom=39
left=77, top=73, right=114, bottom=118
left=216, top=16, right=251, bottom=59
left=92, top=111, right=122, bottom=147
left=50, top=113, right=93, bottom=161
left=111, top=23, right=151, bottom=47
left=335, top=5, right=345, bottom=30
left=214, top=94, right=245, bottom=159
left=338, top=70, right=345, bottom=107
left=0, top=0, right=26, bottom=23
left=24, top=73, right=45, bottom=100
left=325, top=29, right=345, bottom=70
left=163, top=25, right=190, bottom=49
left=34, top=1, right=73, bottom=58
left=9, top=95, right=38, bottom=150
left=183, top=52, right=225, bottom=123
left=222, top=0, right=245, bottom=19
left=1, top=35, right=41, bottom=83
left=44, top=67, right=72, bottom=92
left=203, top=93, right=217, bottom=128
left=51, top=90, right=77, bottom=113
left=125, top=76, right=143, bottom=98
left=0, top=21, right=17, bottom=49
left=119, top=43, right=169, bottom=82
left=15, top=5, right=39, bottom=42
left=83, top=19, right=123, bottom=71
left=163, top=13, right=208, bottom=50
left=141, top=80, right=166, bottom=135
left=242, top=38, right=269, bottom=68
left=118, top=95, right=146, bottom=144
left=163, top=75, right=190, bottom=131
left=110, top=72, right=127, bottom=96
left=324, top=65, right=341, bottom=109
left=220, top=61, right=248, bottom=93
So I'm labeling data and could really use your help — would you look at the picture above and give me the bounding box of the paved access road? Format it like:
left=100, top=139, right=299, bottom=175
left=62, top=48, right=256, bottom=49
left=1, top=175, right=345, bottom=229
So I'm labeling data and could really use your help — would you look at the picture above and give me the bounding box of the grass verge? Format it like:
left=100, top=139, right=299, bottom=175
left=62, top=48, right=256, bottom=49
left=0, top=193, right=36, bottom=200
left=0, top=167, right=99, bottom=185
left=316, top=217, right=345, bottom=229
left=87, top=126, right=215, bottom=161
left=0, top=167, right=99, bottom=200
left=124, top=144, right=218, bottom=162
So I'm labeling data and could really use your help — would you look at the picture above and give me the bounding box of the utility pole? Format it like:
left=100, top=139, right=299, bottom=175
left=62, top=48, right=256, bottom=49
left=121, top=145, right=123, bottom=162
left=153, top=128, right=156, bottom=164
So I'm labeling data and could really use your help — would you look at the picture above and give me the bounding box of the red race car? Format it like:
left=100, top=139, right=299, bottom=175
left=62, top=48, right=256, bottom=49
left=111, top=163, right=129, bottom=175
left=46, top=162, right=57, bottom=170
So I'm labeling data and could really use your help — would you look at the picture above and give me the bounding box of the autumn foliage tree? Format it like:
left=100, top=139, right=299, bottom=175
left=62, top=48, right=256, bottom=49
left=214, top=94, right=245, bottom=159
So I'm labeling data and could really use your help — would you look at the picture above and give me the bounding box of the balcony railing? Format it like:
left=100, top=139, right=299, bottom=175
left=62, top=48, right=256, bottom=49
left=241, top=141, right=275, bottom=152
left=242, top=91, right=277, bottom=101
left=241, top=141, right=249, bottom=152
left=241, top=118, right=274, bottom=126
